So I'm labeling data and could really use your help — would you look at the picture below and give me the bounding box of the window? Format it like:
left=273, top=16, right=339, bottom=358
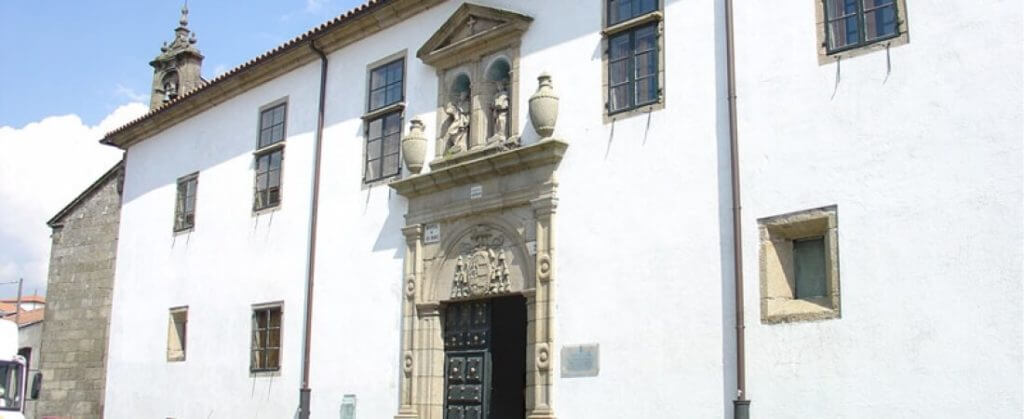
left=368, top=59, right=404, bottom=112
left=167, top=307, right=187, bottom=362
left=174, top=173, right=198, bottom=231
left=251, top=305, right=281, bottom=372
left=604, top=0, right=663, bottom=117
left=819, top=0, right=908, bottom=60
left=364, top=58, right=405, bottom=183
left=254, top=101, right=286, bottom=211
left=758, top=206, right=841, bottom=324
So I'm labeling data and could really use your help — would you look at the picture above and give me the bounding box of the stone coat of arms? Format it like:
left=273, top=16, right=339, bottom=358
left=451, top=227, right=512, bottom=299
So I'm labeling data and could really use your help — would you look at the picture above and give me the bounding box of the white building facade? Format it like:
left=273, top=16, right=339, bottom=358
left=100, top=1, right=1022, bottom=418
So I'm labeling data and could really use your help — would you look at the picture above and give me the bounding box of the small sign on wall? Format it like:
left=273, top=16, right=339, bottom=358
left=526, top=241, right=537, bottom=255
left=470, top=184, right=483, bottom=199
left=424, top=223, right=441, bottom=244
left=561, top=344, right=600, bottom=378
left=340, top=394, right=357, bottom=419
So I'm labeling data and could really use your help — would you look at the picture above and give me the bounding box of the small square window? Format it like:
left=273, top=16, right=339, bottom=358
left=251, top=305, right=282, bottom=372
left=759, top=206, right=841, bottom=324
left=167, top=307, right=187, bottom=362
left=174, top=173, right=198, bottom=232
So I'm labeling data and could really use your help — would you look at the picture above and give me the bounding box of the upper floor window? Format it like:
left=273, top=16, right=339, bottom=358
left=823, top=0, right=903, bottom=55
left=608, top=0, right=658, bottom=26
left=368, top=59, right=404, bottom=112
left=174, top=172, right=198, bottom=232
left=167, top=307, right=187, bottom=362
left=604, top=0, right=663, bottom=118
left=258, top=103, right=287, bottom=148
left=364, top=57, right=405, bottom=183
left=254, top=101, right=287, bottom=211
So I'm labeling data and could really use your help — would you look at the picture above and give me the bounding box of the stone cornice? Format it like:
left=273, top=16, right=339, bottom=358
left=102, top=0, right=444, bottom=150
left=389, top=139, right=568, bottom=199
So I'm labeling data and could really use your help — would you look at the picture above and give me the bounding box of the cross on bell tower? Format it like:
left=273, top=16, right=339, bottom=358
left=149, top=3, right=204, bottom=109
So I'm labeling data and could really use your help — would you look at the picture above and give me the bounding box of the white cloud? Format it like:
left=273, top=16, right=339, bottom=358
left=114, top=84, right=148, bottom=103
left=0, top=102, right=148, bottom=298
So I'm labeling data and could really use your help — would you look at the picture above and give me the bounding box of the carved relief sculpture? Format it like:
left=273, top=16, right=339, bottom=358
left=450, top=226, right=512, bottom=299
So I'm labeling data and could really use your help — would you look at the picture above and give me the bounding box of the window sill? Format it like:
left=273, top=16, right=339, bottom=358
left=817, top=25, right=909, bottom=65
left=762, top=297, right=840, bottom=324
left=252, top=204, right=281, bottom=217
left=172, top=226, right=194, bottom=236
left=250, top=369, right=281, bottom=378
left=602, top=11, right=662, bottom=36
left=362, top=102, right=405, bottom=121
left=604, top=100, right=664, bottom=124
left=253, top=141, right=286, bottom=156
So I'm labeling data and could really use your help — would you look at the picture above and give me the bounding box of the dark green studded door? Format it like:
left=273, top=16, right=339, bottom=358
left=444, top=301, right=492, bottom=419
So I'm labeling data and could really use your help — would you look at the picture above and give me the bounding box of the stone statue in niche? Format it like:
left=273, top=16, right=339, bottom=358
left=489, top=83, right=509, bottom=144
left=450, top=226, right=512, bottom=299
left=442, top=90, right=471, bottom=154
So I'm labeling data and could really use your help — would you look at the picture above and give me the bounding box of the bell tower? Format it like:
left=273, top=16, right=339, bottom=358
left=149, top=4, right=204, bottom=109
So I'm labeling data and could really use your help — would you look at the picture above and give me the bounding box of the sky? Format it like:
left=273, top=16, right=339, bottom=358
left=0, top=0, right=364, bottom=298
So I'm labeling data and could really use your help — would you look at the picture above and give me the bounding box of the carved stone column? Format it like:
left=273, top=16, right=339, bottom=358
left=527, top=195, right=558, bottom=419
left=396, top=225, right=422, bottom=419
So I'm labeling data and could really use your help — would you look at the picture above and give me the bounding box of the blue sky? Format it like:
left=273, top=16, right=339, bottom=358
left=0, top=0, right=364, bottom=128
left=0, top=0, right=364, bottom=298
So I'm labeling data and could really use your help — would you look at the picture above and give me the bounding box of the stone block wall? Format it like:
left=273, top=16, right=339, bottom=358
left=35, top=169, right=121, bottom=419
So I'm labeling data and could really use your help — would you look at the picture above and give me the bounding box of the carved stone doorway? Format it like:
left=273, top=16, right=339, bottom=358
left=442, top=295, right=527, bottom=419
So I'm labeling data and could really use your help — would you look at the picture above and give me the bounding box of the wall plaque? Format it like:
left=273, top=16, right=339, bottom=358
left=424, top=223, right=441, bottom=244
left=561, top=344, right=599, bottom=378
left=526, top=240, right=537, bottom=255
left=340, top=394, right=357, bottom=419
left=470, top=184, right=483, bottom=199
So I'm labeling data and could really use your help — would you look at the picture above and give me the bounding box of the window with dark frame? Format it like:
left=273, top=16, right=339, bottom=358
left=368, top=59, right=404, bottom=112
left=174, top=173, right=198, bottom=231
left=365, top=58, right=404, bottom=183
left=253, top=102, right=286, bottom=211
left=251, top=305, right=281, bottom=372
left=824, top=0, right=900, bottom=53
left=608, top=23, right=659, bottom=114
left=254, top=149, right=283, bottom=211
left=608, top=0, right=658, bottom=26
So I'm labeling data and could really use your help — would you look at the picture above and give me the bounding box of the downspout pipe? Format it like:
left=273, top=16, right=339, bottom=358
left=300, top=39, right=328, bottom=419
left=725, top=0, right=750, bottom=418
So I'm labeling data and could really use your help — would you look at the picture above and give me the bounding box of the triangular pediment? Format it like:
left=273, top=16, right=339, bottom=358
left=417, top=3, right=532, bottom=68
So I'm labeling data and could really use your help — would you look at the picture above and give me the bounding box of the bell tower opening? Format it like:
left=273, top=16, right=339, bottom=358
left=149, top=3, right=204, bottom=109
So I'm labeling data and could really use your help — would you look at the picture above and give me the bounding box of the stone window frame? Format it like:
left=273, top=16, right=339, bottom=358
left=601, top=0, right=666, bottom=123
left=758, top=205, right=841, bottom=324
left=815, top=0, right=909, bottom=65
left=167, top=306, right=188, bottom=362
left=173, top=172, right=198, bottom=233
left=252, top=97, right=288, bottom=213
left=250, top=302, right=283, bottom=373
left=362, top=50, right=408, bottom=186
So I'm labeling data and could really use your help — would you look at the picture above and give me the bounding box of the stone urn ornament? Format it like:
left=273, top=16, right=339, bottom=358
left=529, top=72, right=559, bottom=139
left=402, top=119, right=427, bottom=174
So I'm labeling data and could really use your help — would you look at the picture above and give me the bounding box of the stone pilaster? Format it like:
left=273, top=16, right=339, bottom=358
left=396, top=225, right=422, bottom=419
left=527, top=195, right=557, bottom=419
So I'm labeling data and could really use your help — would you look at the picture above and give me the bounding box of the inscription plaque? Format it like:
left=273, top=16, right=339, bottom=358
left=424, top=223, right=441, bottom=244
left=470, top=184, right=483, bottom=199
left=561, top=344, right=599, bottom=378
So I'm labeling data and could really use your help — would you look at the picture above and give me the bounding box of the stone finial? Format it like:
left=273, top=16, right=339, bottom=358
left=179, top=3, right=189, bottom=27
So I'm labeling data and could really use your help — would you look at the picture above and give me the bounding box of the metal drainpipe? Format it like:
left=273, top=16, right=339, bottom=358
left=725, top=0, right=750, bottom=418
left=300, top=39, right=329, bottom=419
